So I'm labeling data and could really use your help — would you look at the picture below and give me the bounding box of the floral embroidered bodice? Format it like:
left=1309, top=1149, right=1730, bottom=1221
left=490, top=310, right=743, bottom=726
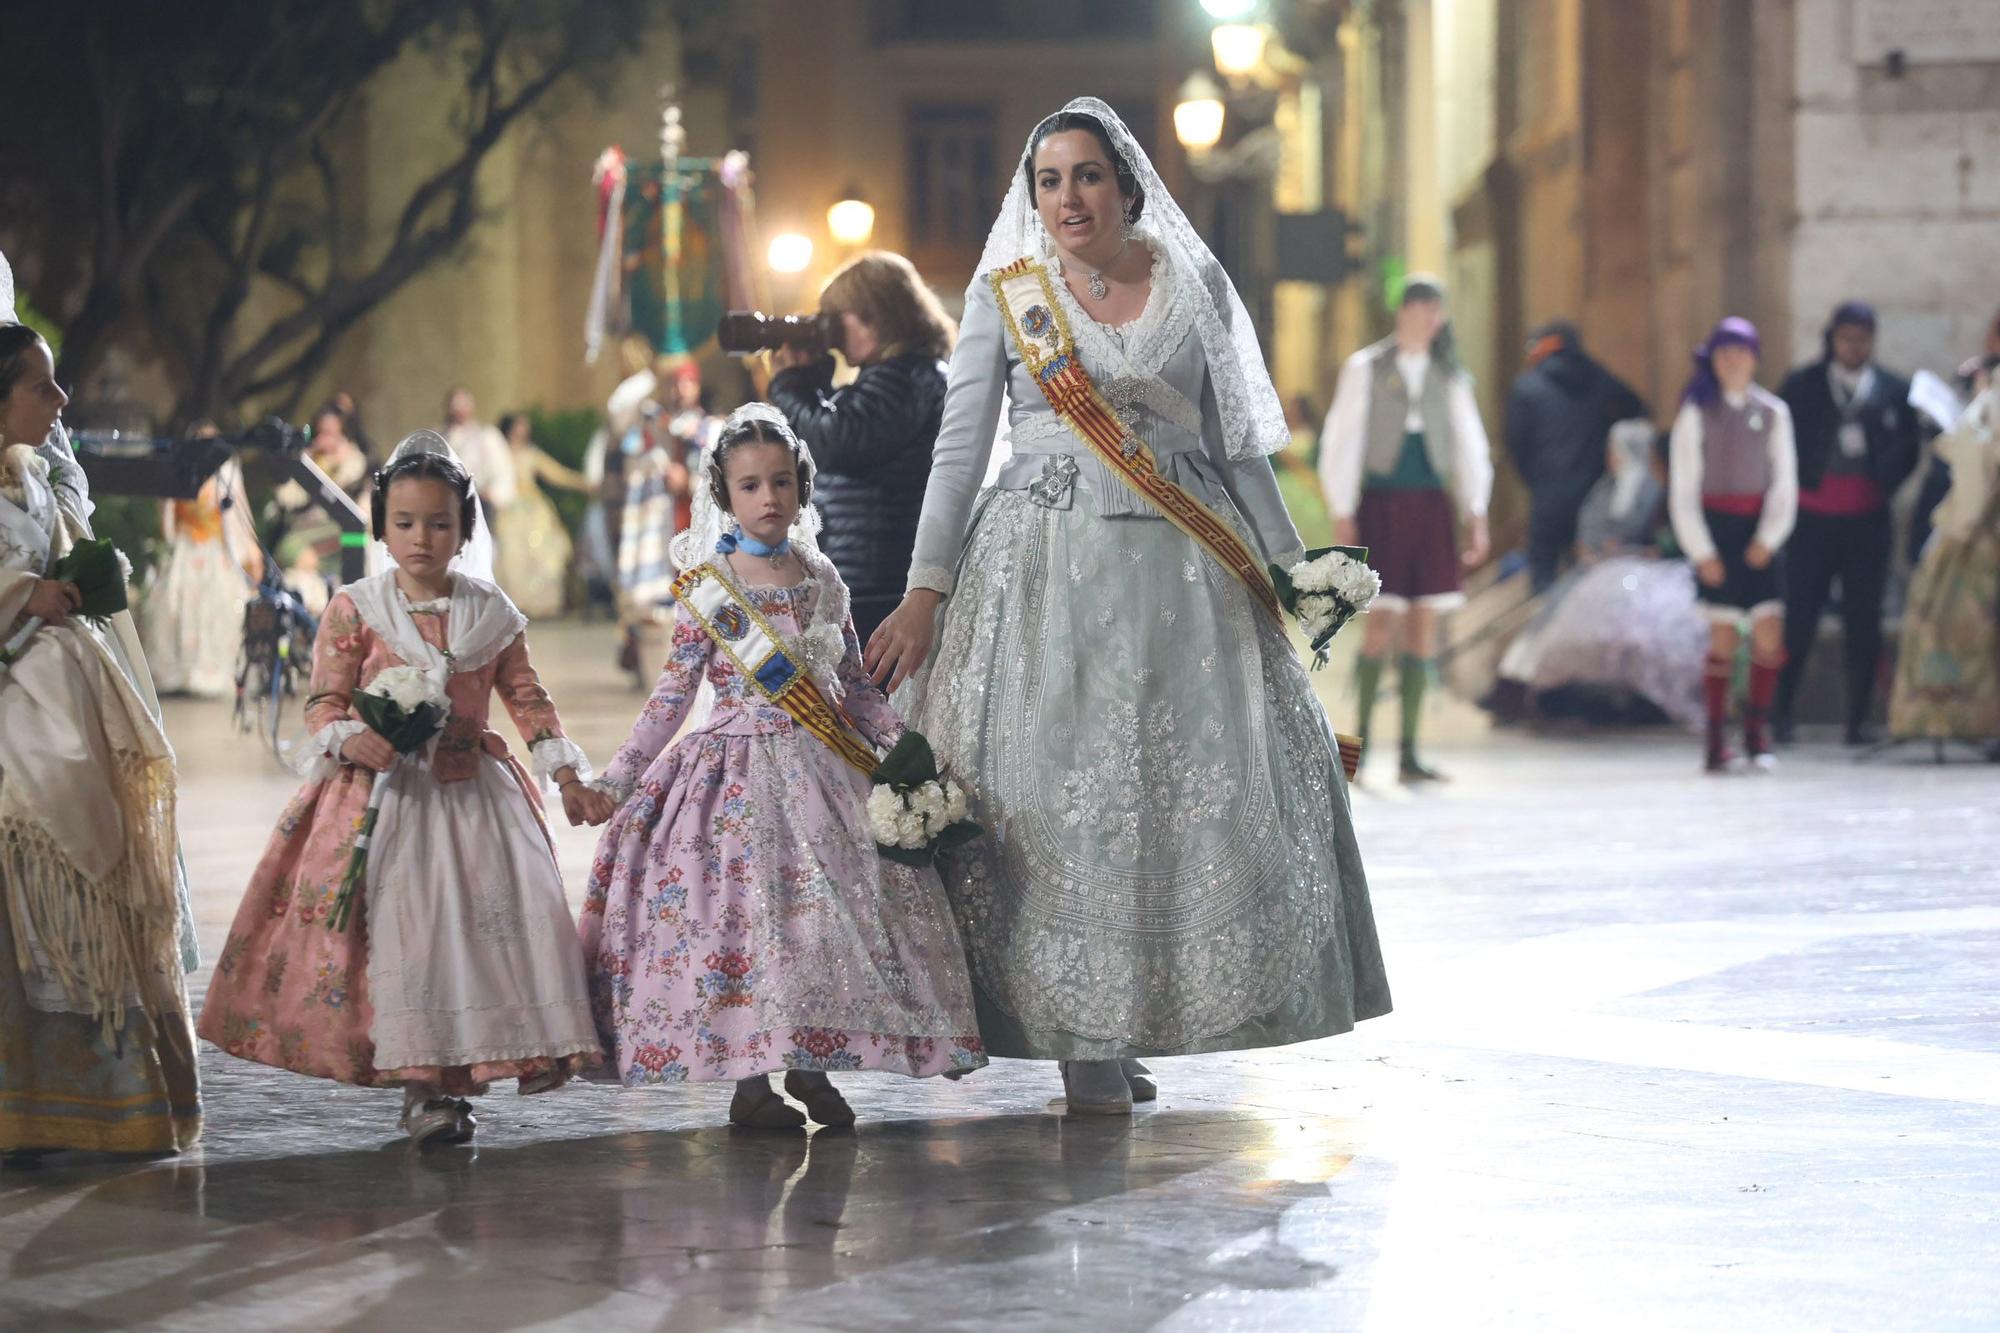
left=602, top=576, right=905, bottom=795
left=308, top=590, right=567, bottom=782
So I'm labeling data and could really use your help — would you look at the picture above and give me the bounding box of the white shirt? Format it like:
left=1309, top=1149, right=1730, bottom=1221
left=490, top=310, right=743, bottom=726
left=1317, top=344, right=1494, bottom=519
left=1666, top=392, right=1798, bottom=565
left=444, top=421, right=518, bottom=509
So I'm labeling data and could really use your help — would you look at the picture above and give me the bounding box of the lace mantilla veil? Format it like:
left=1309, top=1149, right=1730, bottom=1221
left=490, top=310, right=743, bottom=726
left=378, top=428, right=498, bottom=585
left=671, top=402, right=851, bottom=704
left=0, top=248, right=15, bottom=324
left=978, top=96, right=1289, bottom=462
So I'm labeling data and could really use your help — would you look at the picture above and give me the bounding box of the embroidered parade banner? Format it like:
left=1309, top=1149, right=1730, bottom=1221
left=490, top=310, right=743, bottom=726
left=991, top=257, right=1362, bottom=781
left=672, top=563, right=880, bottom=776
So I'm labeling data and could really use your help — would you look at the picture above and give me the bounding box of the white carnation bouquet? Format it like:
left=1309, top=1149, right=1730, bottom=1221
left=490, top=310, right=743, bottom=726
left=1271, top=545, right=1381, bottom=670
left=865, top=731, right=980, bottom=867
left=327, top=664, right=450, bottom=931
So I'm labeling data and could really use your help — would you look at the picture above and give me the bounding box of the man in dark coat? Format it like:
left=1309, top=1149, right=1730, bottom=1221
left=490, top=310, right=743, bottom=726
left=1505, top=322, right=1649, bottom=592
left=1774, top=301, right=1921, bottom=744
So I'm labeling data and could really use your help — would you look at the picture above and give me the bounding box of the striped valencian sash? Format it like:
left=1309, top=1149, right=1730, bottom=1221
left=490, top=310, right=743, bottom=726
left=990, top=258, right=1363, bottom=782
left=671, top=563, right=879, bottom=777
left=989, top=257, right=1284, bottom=623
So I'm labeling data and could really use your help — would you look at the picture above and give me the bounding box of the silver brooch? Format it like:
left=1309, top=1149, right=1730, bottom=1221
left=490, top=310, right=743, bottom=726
left=1028, top=454, right=1080, bottom=509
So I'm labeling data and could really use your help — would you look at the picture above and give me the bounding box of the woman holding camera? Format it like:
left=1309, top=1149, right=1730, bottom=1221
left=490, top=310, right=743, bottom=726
left=767, top=252, right=955, bottom=643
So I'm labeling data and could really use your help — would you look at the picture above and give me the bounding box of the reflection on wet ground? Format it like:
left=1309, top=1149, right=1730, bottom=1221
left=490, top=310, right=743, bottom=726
left=5, top=626, right=1996, bottom=1330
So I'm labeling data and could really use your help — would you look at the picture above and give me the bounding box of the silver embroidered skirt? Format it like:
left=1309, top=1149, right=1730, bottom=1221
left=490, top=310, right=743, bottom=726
left=907, top=478, right=1391, bottom=1060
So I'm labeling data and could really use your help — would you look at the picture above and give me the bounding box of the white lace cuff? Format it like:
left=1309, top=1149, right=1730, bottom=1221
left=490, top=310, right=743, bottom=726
left=530, top=737, right=593, bottom=786
left=588, top=774, right=635, bottom=804
left=907, top=563, right=957, bottom=596
left=294, top=720, right=370, bottom=782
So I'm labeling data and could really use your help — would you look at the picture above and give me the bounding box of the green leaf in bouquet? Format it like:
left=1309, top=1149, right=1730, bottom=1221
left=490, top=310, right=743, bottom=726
left=871, top=730, right=940, bottom=788
left=353, top=693, right=448, bottom=755
left=1268, top=561, right=1298, bottom=611
left=933, top=819, right=984, bottom=853
left=50, top=538, right=130, bottom=621
left=875, top=840, right=935, bottom=868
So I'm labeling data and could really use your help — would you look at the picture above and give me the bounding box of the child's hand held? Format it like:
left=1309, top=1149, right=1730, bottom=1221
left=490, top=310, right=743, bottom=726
left=340, top=731, right=398, bottom=772
left=562, top=781, right=614, bottom=827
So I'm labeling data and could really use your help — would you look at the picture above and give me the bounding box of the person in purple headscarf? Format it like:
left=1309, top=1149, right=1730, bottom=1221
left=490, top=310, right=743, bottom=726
left=1667, top=317, right=1799, bottom=773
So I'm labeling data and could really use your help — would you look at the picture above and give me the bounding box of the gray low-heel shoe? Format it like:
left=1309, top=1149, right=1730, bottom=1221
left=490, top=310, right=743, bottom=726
left=1119, top=1058, right=1157, bottom=1103
left=1059, top=1059, right=1134, bottom=1115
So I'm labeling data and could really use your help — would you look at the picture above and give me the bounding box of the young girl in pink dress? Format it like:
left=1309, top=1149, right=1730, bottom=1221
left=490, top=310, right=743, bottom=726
left=199, top=439, right=615, bottom=1144
left=580, top=405, right=984, bottom=1130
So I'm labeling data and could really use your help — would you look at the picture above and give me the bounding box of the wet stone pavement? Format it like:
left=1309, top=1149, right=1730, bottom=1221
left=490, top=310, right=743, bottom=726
left=3, top=622, right=1996, bottom=1331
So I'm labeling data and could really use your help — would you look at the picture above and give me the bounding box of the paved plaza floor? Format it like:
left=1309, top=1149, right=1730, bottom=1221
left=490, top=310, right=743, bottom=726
left=3, top=622, right=1996, bottom=1330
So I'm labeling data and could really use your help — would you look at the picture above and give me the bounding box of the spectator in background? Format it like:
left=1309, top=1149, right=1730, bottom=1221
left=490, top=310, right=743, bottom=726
left=268, top=403, right=370, bottom=614
left=140, top=418, right=260, bottom=696
left=1910, top=307, right=2000, bottom=562
left=1506, top=320, right=1648, bottom=593
left=330, top=389, right=376, bottom=463
left=491, top=412, right=591, bottom=620
left=1667, top=317, right=1797, bottom=774
left=1319, top=274, right=1494, bottom=782
left=1773, top=302, right=1920, bottom=745
left=767, top=251, right=954, bottom=643
left=441, top=385, right=516, bottom=526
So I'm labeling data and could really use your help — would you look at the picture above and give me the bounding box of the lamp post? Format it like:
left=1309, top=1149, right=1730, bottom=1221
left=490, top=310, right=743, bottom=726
left=1211, top=23, right=1270, bottom=80
left=1173, top=73, right=1227, bottom=156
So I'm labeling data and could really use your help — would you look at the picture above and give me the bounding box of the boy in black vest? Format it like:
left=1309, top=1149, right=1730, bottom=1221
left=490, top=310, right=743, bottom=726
left=1773, top=302, right=1920, bottom=744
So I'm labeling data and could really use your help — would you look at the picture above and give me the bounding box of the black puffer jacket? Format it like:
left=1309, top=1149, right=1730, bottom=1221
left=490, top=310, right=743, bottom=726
left=768, top=352, right=948, bottom=622
left=1505, top=343, right=1648, bottom=508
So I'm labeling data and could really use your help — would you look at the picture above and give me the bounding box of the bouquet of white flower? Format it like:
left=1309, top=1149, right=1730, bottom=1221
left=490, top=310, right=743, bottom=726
left=1270, top=545, right=1381, bottom=670
left=327, top=665, right=450, bottom=931
left=866, top=731, right=981, bottom=868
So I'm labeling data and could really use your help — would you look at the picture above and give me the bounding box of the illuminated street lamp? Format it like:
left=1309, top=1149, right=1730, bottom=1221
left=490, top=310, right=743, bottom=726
left=1200, top=0, right=1257, bottom=18
left=826, top=186, right=876, bottom=248
left=768, top=232, right=814, bottom=274
left=1173, top=74, right=1226, bottom=154
left=1211, top=23, right=1269, bottom=79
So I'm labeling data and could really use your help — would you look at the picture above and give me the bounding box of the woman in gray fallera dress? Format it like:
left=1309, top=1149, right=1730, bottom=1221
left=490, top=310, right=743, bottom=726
left=865, top=99, right=1389, bottom=1112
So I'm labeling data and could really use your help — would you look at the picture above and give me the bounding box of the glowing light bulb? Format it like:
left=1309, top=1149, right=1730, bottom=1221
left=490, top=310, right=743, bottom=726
left=768, top=233, right=814, bottom=274
left=827, top=197, right=876, bottom=247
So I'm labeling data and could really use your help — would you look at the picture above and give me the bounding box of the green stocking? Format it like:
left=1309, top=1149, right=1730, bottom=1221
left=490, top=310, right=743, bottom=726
left=1399, top=654, right=1433, bottom=755
left=1355, top=655, right=1386, bottom=748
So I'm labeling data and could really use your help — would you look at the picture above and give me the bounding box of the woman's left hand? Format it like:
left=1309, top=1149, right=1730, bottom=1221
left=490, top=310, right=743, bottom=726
left=769, top=345, right=816, bottom=373
left=561, top=780, right=616, bottom=827
left=1745, top=540, right=1773, bottom=570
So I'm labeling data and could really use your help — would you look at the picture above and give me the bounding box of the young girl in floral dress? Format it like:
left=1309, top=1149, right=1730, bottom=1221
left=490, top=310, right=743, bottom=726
left=199, top=439, right=614, bottom=1144
left=580, top=405, right=984, bottom=1130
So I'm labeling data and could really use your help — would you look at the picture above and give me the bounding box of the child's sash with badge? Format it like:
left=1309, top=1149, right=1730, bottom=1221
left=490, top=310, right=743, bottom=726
left=990, top=256, right=1363, bottom=781
left=671, top=562, right=879, bottom=776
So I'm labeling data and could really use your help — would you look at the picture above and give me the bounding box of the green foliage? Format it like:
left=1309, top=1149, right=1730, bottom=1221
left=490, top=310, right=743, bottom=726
left=526, top=406, right=601, bottom=534
left=1275, top=456, right=1336, bottom=549
left=13, top=299, right=62, bottom=358
left=88, top=496, right=167, bottom=586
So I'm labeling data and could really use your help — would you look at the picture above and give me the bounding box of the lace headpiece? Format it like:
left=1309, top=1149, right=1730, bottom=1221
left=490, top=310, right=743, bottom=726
left=0, top=248, right=16, bottom=324
left=975, top=96, right=1288, bottom=461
